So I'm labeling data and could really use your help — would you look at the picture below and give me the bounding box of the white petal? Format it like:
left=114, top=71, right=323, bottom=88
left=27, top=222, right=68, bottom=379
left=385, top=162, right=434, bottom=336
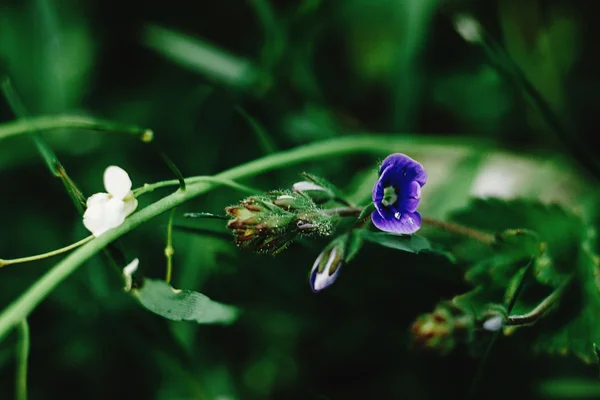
left=83, top=198, right=126, bottom=237
left=86, top=192, right=109, bottom=209
left=104, top=166, right=132, bottom=200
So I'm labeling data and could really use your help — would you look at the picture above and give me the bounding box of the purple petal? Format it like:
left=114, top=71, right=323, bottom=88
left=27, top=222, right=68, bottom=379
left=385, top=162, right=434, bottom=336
left=372, top=169, right=387, bottom=216
left=397, top=180, right=422, bottom=213
left=371, top=210, right=422, bottom=234
left=379, top=153, right=427, bottom=187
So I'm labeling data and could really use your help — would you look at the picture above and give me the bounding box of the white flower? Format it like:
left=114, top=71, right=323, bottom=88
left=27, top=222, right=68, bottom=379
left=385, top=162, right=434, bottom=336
left=83, top=166, right=138, bottom=237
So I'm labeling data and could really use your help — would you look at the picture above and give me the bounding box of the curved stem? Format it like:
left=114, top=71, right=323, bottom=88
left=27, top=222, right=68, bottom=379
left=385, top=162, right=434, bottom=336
left=0, top=236, right=94, bottom=268
left=0, top=134, right=482, bottom=341
left=506, top=275, right=572, bottom=327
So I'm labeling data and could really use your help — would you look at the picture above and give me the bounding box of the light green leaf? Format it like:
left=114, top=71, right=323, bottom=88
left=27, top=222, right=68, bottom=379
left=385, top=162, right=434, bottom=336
left=132, top=279, right=240, bottom=325
left=359, top=231, right=432, bottom=254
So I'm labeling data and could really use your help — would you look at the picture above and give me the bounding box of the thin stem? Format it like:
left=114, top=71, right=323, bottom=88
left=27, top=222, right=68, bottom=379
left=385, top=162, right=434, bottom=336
left=150, top=140, right=187, bottom=192
left=321, top=206, right=496, bottom=244
left=421, top=216, right=496, bottom=245
left=0, top=236, right=93, bottom=268
left=0, top=114, right=152, bottom=142
left=506, top=275, right=572, bottom=326
left=0, top=134, right=483, bottom=341
left=15, top=319, right=29, bottom=400
left=466, top=257, right=535, bottom=400
left=165, top=207, right=177, bottom=284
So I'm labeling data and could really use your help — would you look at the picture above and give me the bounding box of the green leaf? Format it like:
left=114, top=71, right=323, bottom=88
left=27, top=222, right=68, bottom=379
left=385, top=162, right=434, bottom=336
left=531, top=231, right=600, bottom=363
left=132, top=279, right=240, bottom=325
left=463, top=229, right=540, bottom=287
left=442, top=198, right=584, bottom=287
left=344, top=230, right=364, bottom=262
left=357, top=203, right=376, bottom=221
left=359, top=231, right=432, bottom=254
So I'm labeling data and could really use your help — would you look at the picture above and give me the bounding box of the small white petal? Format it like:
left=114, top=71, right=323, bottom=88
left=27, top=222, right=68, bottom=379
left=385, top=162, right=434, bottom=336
left=104, top=166, right=132, bottom=200
left=293, top=181, right=325, bottom=192
left=123, top=258, right=139, bottom=292
left=483, top=316, right=504, bottom=332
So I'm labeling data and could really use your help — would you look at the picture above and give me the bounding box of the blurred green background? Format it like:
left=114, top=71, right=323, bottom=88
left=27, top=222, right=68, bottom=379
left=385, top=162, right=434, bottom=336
left=1, top=0, right=599, bottom=399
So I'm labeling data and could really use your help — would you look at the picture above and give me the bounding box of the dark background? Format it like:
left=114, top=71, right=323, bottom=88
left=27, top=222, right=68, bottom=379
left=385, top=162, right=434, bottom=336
left=1, top=0, right=599, bottom=399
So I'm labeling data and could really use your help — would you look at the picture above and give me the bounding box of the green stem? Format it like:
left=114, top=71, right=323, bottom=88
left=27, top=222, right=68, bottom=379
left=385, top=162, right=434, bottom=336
left=15, top=319, right=29, bottom=400
left=421, top=216, right=496, bottom=245
left=0, top=115, right=152, bottom=142
left=133, top=176, right=260, bottom=197
left=506, top=275, right=572, bottom=327
left=322, top=207, right=496, bottom=244
left=165, top=208, right=177, bottom=284
left=0, top=236, right=93, bottom=268
left=0, top=134, right=481, bottom=341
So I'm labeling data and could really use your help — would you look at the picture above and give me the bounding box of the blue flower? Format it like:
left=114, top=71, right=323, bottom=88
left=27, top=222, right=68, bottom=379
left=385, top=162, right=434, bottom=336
left=371, top=153, right=427, bottom=234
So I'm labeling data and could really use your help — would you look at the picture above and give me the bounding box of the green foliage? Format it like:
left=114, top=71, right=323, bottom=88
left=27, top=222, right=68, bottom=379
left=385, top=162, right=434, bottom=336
left=425, top=198, right=600, bottom=364
left=530, top=232, right=600, bottom=363
left=359, top=231, right=432, bottom=254
left=132, top=278, right=239, bottom=325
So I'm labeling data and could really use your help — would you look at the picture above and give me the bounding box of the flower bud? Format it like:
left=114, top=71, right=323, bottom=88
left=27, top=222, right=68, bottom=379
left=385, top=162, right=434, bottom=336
left=410, top=302, right=474, bottom=355
left=482, top=316, right=504, bottom=332
left=479, top=304, right=507, bottom=332
left=453, top=14, right=483, bottom=44
left=292, top=181, right=335, bottom=204
left=309, top=236, right=346, bottom=292
left=226, top=193, right=334, bottom=255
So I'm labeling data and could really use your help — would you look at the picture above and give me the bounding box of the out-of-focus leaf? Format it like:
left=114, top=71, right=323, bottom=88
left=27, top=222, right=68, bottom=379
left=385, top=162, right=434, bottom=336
left=531, top=231, right=600, bottom=363
left=143, top=24, right=264, bottom=91
left=538, top=379, right=600, bottom=399
left=132, top=279, right=240, bottom=325
left=440, top=198, right=585, bottom=288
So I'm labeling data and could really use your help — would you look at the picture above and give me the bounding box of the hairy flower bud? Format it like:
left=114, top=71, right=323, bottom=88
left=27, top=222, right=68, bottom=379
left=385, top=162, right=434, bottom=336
left=226, top=192, right=333, bottom=255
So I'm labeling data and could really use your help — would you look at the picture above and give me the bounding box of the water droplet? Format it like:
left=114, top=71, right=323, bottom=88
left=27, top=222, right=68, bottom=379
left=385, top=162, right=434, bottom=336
left=394, top=212, right=401, bottom=219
